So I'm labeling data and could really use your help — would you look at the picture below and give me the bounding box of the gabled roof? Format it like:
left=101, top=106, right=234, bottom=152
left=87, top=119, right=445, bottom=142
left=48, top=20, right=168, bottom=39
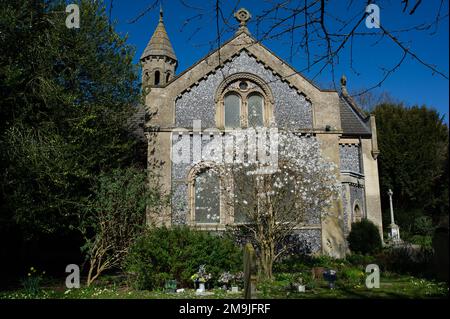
left=140, top=10, right=177, bottom=62
left=165, top=30, right=338, bottom=102
left=147, top=10, right=373, bottom=136
left=339, top=93, right=371, bottom=136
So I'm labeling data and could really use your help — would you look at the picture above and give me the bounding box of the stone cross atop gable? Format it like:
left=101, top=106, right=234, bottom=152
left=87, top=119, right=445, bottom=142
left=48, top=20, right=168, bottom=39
left=234, top=8, right=252, bottom=34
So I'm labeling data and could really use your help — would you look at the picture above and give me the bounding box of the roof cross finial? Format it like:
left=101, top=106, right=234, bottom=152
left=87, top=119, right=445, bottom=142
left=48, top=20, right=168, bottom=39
left=234, top=8, right=251, bottom=34
left=341, top=74, right=348, bottom=95
left=159, top=2, right=163, bottom=22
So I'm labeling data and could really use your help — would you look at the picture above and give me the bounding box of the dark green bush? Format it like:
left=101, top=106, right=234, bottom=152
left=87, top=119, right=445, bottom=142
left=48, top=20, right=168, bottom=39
left=409, top=234, right=433, bottom=249
left=124, top=227, right=242, bottom=290
left=346, top=253, right=377, bottom=266
left=347, top=219, right=382, bottom=255
left=274, top=254, right=351, bottom=274
left=273, top=256, right=312, bottom=273
left=376, top=245, right=433, bottom=278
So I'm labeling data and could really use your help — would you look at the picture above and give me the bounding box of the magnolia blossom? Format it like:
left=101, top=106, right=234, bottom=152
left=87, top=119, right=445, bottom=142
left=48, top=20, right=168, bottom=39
left=191, top=131, right=341, bottom=256
left=211, top=132, right=341, bottom=223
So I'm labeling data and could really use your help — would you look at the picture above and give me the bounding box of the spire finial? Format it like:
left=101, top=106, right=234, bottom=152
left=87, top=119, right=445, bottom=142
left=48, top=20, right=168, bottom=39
left=341, top=74, right=348, bottom=95
left=159, top=3, right=163, bottom=22
left=234, top=8, right=251, bottom=34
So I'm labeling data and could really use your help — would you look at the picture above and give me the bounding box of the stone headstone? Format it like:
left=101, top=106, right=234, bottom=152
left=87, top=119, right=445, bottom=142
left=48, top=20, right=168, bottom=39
left=311, top=267, right=325, bottom=280
left=243, top=243, right=257, bottom=299
left=432, top=216, right=449, bottom=283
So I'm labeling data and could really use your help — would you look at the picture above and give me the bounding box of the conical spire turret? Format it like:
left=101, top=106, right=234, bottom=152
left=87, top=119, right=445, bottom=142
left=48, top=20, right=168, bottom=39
left=141, top=7, right=177, bottom=87
left=141, top=8, right=177, bottom=62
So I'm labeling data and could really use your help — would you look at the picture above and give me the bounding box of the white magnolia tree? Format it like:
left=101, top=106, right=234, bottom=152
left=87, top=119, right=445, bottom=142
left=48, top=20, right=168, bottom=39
left=201, top=130, right=340, bottom=279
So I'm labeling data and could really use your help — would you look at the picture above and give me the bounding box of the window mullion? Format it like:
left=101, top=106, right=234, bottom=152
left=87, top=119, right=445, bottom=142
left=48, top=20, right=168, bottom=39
left=241, top=96, right=247, bottom=128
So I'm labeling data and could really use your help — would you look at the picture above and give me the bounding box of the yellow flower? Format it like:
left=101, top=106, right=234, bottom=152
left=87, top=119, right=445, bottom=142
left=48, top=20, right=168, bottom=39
left=30, top=267, right=34, bottom=271
left=28, top=273, right=31, bottom=277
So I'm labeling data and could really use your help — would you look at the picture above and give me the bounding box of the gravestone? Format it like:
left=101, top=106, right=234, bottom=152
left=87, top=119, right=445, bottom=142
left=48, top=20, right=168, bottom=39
left=432, top=215, right=449, bottom=283
left=243, top=243, right=257, bottom=299
left=311, top=267, right=325, bottom=280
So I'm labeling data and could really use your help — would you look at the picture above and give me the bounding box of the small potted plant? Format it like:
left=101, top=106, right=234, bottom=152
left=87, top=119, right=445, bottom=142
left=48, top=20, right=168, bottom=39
left=164, top=279, right=177, bottom=293
left=218, top=271, right=234, bottom=290
left=202, top=273, right=212, bottom=290
left=290, top=273, right=306, bottom=292
left=231, top=271, right=244, bottom=293
left=295, top=278, right=306, bottom=292
left=190, top=273, right=200, bottom=290
left=192, top=265, right=212, bottom=292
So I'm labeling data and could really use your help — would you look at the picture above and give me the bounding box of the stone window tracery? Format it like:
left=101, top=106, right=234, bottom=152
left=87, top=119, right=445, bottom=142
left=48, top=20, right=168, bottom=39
left=215, top=73, right=274, bottom=129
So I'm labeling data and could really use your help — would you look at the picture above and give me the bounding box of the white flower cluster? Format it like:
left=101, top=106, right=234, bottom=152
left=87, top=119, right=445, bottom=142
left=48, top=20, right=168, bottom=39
left=216, top=132, right=341, bottom=221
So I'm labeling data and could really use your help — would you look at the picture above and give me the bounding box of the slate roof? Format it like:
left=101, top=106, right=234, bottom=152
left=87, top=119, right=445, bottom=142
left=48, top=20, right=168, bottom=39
left=339, top=94, right=371, bottom=136
left=129, top=104, right=146, bottom=142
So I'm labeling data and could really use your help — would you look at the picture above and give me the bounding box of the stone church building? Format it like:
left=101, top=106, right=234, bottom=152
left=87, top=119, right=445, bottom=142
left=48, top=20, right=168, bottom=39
left=141, top=8, right=383, bottom=258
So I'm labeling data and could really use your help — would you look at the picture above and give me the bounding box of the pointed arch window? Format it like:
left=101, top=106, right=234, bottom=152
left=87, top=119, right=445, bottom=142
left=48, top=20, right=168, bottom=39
left=353, top=204, right=362, bottom=222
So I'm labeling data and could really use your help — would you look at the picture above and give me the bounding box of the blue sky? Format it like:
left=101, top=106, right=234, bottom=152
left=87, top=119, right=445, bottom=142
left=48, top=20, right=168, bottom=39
left=104, top=0, right=449, bottom=120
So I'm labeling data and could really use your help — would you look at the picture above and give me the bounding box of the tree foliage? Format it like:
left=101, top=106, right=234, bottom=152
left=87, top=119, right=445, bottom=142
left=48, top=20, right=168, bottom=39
left=373, top=103, right=448, bottom=231
left=0, top=0, right=142, bottom=239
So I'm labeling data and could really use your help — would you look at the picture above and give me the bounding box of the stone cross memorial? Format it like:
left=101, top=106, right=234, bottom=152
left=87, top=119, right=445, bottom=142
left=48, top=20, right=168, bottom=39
left=243, top=243, right=257, bottom=299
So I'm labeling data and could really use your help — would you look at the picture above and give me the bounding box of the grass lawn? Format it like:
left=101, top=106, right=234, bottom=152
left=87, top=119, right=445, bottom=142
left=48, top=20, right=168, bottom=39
left=0, top=273, right=447, bottom=299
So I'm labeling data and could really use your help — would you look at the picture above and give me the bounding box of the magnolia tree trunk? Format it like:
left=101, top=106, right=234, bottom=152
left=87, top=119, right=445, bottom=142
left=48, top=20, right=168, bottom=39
left=259, top=242, right=275, bottom=280
left=256, top=190, right=276, bottom=280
